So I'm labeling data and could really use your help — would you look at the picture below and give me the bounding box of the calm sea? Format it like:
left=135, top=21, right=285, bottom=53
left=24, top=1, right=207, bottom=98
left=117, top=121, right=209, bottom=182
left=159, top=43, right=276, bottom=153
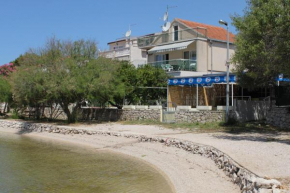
left=0, top=131, right=173, bottom=193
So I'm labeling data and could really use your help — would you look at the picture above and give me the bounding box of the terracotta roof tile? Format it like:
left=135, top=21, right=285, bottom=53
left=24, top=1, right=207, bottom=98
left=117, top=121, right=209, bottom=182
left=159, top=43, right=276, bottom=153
left=176, top=18, right=235, bottom=43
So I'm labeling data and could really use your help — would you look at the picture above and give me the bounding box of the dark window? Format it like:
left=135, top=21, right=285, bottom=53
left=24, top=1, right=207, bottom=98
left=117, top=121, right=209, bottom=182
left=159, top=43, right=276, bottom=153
left=174, top=26, right=178, bottom=41
left=183, top=51, right=189, bottom=59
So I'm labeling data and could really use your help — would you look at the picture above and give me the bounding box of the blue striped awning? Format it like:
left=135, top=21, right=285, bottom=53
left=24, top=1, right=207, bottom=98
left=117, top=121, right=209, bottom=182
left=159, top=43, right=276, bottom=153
left=168, top=75, right=237, bottom=86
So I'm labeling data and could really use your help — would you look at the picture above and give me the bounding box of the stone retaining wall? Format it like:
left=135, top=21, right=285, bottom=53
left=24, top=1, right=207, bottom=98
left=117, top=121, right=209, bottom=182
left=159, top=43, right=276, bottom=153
left=80, top=108, right=161, bottom=122
left=266, top=106, right=290, bottom=129
left=81, top=108, right=224, bottom=123
left=0, top=120, right=283, bottom=193
left=175, top=111, right=224, bottom=123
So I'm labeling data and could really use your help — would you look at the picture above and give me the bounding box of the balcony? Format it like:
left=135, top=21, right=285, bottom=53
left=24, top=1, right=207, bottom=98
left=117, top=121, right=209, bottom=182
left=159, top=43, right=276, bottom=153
left=100, top=47, right=130, bottom=58
left=146, top=59, right=197, bottom=72
left=137, top=27, right=207, bottom=48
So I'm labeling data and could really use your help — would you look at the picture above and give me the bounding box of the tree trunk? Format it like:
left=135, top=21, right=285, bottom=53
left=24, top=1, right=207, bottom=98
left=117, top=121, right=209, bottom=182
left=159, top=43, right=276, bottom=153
left=108, top=101, right=122, bottom=109
left=60, top=102, right=81, bottom=123
left=3, top=102, right=7, bottom=113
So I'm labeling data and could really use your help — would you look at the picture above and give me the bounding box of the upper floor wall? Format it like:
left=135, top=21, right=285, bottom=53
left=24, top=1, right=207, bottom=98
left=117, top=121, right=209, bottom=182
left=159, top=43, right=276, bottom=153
left=138, top=20, right=207, bottom=48
left=100, top=38, right=147, bottom=67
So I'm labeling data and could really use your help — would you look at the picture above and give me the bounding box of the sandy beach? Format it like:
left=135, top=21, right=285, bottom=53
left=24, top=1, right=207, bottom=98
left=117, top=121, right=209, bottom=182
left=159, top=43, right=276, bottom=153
left=1, top=121, right=289, bottom=192
left=0, top=124, right=240, bottom=193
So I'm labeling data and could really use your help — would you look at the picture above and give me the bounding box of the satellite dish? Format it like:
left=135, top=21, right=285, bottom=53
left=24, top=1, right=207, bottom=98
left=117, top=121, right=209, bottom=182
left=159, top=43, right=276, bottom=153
left=162, top=22, right=171, bottom=31
left=163, top=11, right=168, bottom=21
left=125, top=30, right=131, bottom=38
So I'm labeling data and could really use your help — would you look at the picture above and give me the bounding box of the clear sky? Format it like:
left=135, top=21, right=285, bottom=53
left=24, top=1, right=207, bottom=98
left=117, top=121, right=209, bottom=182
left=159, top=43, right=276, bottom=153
left=0, top=0, right=247, bottom=65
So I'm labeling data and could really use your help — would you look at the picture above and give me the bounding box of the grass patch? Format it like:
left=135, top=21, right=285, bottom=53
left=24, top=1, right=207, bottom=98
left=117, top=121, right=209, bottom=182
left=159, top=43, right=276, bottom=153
left=121, top=119, right=286, bottom=133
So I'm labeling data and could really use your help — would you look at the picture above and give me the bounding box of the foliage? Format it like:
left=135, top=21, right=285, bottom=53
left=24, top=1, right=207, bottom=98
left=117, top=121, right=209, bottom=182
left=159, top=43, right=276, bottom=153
left=0, top=63, right=15, bottom=76
left=0, top=63, right=14, bottom=110
left=10, top=37, right=124, bottom=123
left=112, top=63, right=169, bottom=106
left=0, top=76, right=11, bottom=103
left=10, top=37, right=169, bottom=122
left=232, top=0, right=290, bottom=89
left=135, top=64, right=168, bottom=104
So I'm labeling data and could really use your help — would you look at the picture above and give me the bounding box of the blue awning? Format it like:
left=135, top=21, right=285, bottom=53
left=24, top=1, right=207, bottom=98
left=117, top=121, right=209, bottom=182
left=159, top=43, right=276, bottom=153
left=168, top=75, right=237, bottom=86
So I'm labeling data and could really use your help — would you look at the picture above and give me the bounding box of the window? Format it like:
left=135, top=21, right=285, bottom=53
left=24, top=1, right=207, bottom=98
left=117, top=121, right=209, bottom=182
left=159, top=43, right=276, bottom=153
left=155, top=54, right=169, bottom=62
left=174, top=26, right=178, bottom=41
left=142, top=51, right=147, bottom=58
left=114, top=45, right=124, bottom=50
left=184, top=51, right=196, bottom=61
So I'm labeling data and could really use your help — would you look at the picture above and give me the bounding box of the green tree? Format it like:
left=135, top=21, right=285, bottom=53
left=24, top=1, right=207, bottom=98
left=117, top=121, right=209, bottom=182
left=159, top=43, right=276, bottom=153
left=135, top=64, right=168, bottom=105
left=11, top=37, right=124, bottom=123
left=112, top=62, right=169, bottom=106
left=0, top=77, right=11, bottom=103
left=232, top=0, right=290, bottom=89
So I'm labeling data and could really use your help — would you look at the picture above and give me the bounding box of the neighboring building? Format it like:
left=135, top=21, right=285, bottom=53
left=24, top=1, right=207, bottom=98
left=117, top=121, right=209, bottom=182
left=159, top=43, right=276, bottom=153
left=100, top=37, right=147, bottom=67
left=137, top=18, right=235, bottom=77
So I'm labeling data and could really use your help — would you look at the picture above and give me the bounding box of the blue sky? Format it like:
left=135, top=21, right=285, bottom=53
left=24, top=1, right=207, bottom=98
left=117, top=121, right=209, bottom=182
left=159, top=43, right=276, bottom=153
left=0, top=0, right=247, bottom=65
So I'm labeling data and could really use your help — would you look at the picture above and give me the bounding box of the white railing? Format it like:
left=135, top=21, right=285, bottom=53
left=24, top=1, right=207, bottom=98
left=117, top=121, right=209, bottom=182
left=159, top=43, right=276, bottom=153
left=100, top=47, right=130, bottom=58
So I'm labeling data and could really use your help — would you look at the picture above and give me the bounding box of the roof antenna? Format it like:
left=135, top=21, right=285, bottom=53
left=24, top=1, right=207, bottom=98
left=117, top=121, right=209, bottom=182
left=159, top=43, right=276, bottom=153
left=161, top=5, right=177, bottom=32
left=116, top=24, right=137, bottom=40
left=125, top=24, right=136, bottom=39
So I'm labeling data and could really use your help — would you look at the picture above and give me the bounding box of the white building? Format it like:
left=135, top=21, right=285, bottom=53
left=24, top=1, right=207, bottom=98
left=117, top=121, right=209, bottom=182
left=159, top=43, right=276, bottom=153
left=137, top=18, right=236, bottom=77
left=100, top=37, right=147, bottom=67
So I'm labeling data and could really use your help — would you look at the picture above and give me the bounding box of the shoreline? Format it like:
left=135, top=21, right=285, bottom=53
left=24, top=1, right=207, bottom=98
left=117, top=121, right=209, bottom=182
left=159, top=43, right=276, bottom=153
left=0, top=125, right=240, bottom=193
left=0, top=128, right=176, bottom=193
left=0, top=120, right=287, bottom=192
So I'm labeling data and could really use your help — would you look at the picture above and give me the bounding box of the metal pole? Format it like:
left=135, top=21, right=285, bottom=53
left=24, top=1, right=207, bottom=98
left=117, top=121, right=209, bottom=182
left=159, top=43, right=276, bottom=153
left=167, top=85, right=169, bottom=111
left=225, top=25, right=230, bottom=123
left=211, top=40, right=213, bottom=74
left=232, top=83, right=234, bottom=106
left=196, top=84, right=199, bottom=107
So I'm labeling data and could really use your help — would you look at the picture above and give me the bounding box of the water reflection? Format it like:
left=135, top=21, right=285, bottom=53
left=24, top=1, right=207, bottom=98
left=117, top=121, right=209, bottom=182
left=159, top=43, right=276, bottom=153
left=0, top=132, right=173, bottom=193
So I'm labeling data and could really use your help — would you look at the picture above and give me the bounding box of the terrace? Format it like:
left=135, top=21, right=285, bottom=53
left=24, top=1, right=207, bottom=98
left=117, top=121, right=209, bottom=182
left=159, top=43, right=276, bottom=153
left=137, top=27, right=207, bottom=48
left=100, top=47, right=130, bottom=59
left=142, top=59, right=197, bottom=72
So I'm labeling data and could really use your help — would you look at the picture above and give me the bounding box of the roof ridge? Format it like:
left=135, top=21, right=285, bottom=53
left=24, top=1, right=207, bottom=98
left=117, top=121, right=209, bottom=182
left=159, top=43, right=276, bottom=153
left=175, top=18, right=227, bottom=30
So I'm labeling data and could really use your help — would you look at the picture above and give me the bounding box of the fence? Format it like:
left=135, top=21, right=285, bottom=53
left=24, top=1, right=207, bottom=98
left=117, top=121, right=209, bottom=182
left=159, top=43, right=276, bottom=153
left=230, top=100, right=271, bottom=122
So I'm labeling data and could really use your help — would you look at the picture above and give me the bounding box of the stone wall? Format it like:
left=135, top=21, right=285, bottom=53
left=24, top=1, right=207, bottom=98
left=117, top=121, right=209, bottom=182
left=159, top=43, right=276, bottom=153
left=80, top=108, right=224, bottom=123
left=80, top=108, right=161, bottom=122
left=266, top=106, right=290, bottom=129
left=0, top=120, right=283, bottom=193
left=175, top=110, right=224, bottom=123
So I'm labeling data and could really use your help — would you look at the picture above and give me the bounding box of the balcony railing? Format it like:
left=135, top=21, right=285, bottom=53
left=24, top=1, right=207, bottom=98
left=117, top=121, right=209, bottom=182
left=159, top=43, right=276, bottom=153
left=138, top=27, right=207, bottom=48
left=100, top=47, right=130, bottom=58
left=146, top=59, right=197, bottom=72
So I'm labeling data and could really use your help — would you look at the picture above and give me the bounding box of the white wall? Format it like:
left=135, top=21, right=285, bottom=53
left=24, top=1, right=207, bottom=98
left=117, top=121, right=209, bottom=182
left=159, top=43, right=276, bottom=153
left=130, top=39, right=147, bottom=67
left=209, top=41, right=235, bottom=72
left=108, top=40, right=128, bottom=51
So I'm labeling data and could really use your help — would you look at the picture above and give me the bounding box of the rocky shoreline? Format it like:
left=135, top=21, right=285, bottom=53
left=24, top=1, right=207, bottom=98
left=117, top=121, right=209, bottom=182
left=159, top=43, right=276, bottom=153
left=0, top=120, right=284, bottom=193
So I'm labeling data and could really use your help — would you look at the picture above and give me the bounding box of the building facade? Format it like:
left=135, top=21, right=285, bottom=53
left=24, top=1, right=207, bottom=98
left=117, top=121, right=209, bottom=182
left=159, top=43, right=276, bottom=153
left=100, top=37, right=147, bottom=67
left=137, top=18, right=235, bottom=77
